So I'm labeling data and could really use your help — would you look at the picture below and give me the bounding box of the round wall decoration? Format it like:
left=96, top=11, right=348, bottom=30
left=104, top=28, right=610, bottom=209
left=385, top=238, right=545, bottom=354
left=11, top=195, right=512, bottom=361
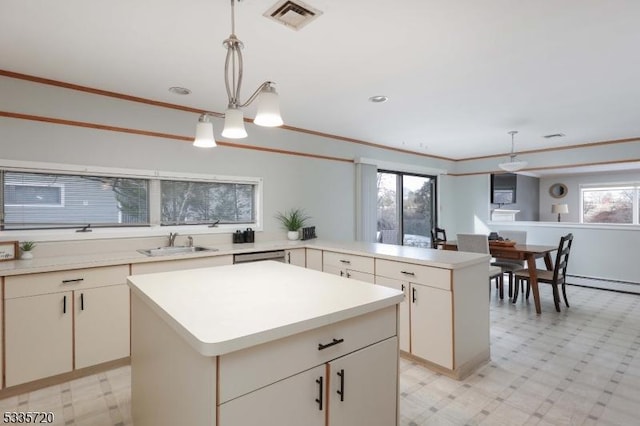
left=549, top=183, right=568, bottom=198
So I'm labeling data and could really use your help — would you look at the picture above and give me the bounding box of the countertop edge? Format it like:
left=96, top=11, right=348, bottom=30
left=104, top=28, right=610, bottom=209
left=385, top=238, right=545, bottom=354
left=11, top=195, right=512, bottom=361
left=1, top=239, right=488, bottom=276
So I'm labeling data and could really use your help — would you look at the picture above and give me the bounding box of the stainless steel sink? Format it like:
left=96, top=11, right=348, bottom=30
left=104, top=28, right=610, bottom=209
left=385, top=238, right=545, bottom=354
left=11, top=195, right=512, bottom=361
left=137, top=246, right=218, bottom=257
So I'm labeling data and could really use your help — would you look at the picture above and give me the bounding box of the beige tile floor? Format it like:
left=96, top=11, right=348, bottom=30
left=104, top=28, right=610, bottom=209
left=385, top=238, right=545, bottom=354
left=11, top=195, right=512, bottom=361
left=1, top=284, right=638, bottom=425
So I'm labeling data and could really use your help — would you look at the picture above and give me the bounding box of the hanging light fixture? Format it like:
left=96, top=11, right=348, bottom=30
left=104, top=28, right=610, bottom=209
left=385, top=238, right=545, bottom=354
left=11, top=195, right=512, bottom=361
left=193, top=0, right=283, bottom=147
left=498, top=130, right=528, bottom=172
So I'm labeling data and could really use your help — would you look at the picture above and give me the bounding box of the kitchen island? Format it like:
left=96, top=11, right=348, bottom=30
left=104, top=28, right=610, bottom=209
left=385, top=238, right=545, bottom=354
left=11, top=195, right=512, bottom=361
left=128, top=261, right=404, bottom=426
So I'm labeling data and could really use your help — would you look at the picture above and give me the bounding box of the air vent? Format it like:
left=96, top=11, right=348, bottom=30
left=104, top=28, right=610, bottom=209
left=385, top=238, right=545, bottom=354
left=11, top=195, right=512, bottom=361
left=543, top=133, right=566, bottom=139
left=264, top=0, right=322, bottom=31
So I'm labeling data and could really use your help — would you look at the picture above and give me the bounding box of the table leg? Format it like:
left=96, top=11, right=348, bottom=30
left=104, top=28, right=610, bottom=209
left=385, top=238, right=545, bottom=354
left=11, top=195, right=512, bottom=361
left=543, top=253, right=553, bottom=271
left=526, top=253, right=541, bottom=314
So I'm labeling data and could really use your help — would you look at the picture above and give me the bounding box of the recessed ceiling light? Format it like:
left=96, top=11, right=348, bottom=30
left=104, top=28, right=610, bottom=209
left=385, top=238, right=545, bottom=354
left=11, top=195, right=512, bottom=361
left=543, top=133, right=566, bottom=139
left=168, top=87, right=191, bottom=95
left=368, top=95, right=388, bottom=103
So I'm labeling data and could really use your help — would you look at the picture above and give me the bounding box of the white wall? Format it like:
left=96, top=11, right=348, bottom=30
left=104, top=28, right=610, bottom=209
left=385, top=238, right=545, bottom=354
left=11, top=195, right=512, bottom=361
left=2, top=74, right=639, bottom=284
left=450, top=174, right=640, bottom=283
left=539, top=171, right=640, bottom=223
left=0, top=75, right=452, bottom=245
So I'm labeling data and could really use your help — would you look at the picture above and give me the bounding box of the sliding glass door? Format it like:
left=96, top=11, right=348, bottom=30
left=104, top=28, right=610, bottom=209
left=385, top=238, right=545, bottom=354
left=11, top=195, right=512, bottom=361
left=376, top=171, right=436, bottom=247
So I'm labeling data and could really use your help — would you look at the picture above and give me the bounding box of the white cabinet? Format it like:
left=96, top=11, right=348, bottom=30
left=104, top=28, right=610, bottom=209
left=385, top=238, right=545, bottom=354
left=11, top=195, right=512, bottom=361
left=75, top=284, right=130, bottom=369
left=131, top=255, right=232, bottom=275
left=284, top=248, right=306, bottom=267
left=375, top=258, right=489, bottom=378
left=220, top=337, right=397, bottom=426
left=375, top=259, right=453, bottom=369
left=4, top=265, right=130, bottom=387
left=374, top=276, right=410, bottom=352
left=327, top=337, right=398, bottom=426
left=306, top=248, right=323, bottom=271
left=5, top=291, right=73, bottom=386
left=219, top=365, right=325, bottom=426
left=323, top=251, right=375, bottom=284
left=410, top=283, right=453, bottom=369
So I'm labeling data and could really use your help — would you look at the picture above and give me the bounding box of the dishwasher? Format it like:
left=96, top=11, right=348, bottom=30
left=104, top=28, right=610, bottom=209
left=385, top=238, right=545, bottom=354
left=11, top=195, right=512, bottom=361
left=233, top=250, right=286, bottom=264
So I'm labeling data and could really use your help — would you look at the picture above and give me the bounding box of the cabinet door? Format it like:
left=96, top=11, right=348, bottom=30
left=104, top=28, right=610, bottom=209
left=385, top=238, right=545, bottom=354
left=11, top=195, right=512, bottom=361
left=306, top=248, right=323, bottom=271
left=219, top=364, right=325, bottom=426
left=75, top=284, right=130, bottom=369
left=5, top=292, right=73, bottom=387
left=328, top=337, right=398, bottom=426
left=374, top=276, right=410, bottom=352
left=284, top=248, right=306, bottom=267
left=410, top=283, right=453, bottom=369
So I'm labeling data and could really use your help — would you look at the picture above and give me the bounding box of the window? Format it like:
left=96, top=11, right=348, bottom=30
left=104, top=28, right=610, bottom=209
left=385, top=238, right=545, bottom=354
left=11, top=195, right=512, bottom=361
left=161, top=180, right=256, bottom=226
left=580, top=184, right=639, bottom=224
left=1, top=163, right=263, bottom=232
left=377, top=171, right=436, bottom=247
left=2, top=171, right=149, bottom=230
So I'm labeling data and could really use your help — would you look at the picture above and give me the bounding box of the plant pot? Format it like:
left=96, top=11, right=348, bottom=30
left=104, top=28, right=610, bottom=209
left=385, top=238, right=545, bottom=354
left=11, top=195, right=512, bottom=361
left=287, top=231, right=300, bottom=241
left=21, top=251, right=34, bottom=260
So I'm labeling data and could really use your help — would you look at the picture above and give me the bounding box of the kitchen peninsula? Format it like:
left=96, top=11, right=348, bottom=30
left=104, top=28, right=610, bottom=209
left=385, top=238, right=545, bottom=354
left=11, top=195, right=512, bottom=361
left=128, top=261, right=404, bottom=426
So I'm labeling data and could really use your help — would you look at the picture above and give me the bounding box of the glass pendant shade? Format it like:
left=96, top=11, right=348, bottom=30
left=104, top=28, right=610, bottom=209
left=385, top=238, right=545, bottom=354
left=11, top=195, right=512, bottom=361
left=253, top=85, right=283, bottom=127
left=499, top=159, right=527, bottom=172
left=498, top=130, right=527, bottom=172
left=193, top=116, right=217, bottom=148
left=222, top=107, right=248, bottom=139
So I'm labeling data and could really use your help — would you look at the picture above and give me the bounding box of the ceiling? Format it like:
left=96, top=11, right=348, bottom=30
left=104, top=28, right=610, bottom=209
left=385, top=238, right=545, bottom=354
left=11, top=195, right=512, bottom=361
left=2, top=0, right=640, bottom=162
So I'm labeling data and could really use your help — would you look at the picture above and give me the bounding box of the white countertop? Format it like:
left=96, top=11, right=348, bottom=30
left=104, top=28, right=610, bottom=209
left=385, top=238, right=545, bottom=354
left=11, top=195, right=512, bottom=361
left=0, top=239, right=488, bottom=276
left=128, top=261, right=404, bottom=356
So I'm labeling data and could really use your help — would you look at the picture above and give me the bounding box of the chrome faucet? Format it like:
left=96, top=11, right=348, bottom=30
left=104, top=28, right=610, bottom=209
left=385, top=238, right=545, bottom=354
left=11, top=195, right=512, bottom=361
left=168, top=232, right=178, bottom=247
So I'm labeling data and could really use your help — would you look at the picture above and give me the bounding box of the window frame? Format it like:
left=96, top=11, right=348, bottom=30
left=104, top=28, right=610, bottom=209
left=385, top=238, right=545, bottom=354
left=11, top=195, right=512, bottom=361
left=4, top=182, right=65, bottom=208
left=579, top=182, right=639, bottom=225
left=376, top=169, right=438, bottom=247
left=0, top=160, right=263, bottom=239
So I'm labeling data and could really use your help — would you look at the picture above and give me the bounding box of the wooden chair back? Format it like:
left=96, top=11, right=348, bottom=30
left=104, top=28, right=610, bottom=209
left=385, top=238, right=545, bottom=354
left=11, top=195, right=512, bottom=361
left=552, top=233, right=574, bottom=284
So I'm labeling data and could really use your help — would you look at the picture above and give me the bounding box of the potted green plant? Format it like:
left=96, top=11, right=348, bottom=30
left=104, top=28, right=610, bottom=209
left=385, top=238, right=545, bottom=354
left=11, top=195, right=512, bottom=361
left=275, top=209, right=310, bottom=240
left=20, top=241, right=36, bottom=260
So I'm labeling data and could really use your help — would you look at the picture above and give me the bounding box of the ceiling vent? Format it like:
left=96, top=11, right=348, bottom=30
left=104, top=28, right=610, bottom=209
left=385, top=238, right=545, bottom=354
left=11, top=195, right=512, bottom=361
left=264, top=0, right=323, bottom=31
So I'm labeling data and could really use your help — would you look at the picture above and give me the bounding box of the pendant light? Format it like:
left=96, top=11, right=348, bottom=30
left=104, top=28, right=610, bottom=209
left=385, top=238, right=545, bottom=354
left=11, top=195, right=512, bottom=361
left=193, top=0, right=283, bottom=147
left=498, top=131, right=527, bottom=172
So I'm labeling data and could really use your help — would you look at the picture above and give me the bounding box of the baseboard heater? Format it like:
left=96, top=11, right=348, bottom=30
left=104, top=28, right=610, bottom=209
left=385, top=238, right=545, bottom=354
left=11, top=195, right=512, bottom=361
left=567, top=274, right=640, bottom=295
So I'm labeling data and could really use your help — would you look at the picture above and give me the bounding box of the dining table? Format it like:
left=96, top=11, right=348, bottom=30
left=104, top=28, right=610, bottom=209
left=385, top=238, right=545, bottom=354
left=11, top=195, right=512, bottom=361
left=440, top=241, right=558, bottom=314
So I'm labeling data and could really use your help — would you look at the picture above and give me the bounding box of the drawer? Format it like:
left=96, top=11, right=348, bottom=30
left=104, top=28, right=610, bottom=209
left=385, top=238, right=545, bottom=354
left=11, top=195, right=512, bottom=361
left=323, top=251, right=374, bottom=274
left=375, top=259, right=451, bottom=291
left=218, top=305, right=396, bottom=403
left=5, top=265, right=129, bottom=299
left=130, top=255, right=232, bottom=275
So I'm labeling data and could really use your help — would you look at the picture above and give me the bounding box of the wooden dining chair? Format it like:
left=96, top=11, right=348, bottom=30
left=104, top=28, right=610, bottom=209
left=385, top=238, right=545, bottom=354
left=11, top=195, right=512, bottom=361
left=430, top=227, right=447, bottom=249
left=457, top=233, right=505, bottom=298
left=491, top=230, right=527, bottom=298
left=512, top=233, right=574, bottom=312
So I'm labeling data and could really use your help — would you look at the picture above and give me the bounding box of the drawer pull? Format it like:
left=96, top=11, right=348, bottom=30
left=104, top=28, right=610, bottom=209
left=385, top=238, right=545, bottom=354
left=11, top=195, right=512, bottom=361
left=315, top=376, right=324, bottom=411
left=318, top=338, right=344, bottom=351
left=339, top=259, right=351, bottom=264
left=62, top=278, right=84, bottom=285
left=337, top=369, right=345, bottom=401
left=401, top=270, right=415, bottom=276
